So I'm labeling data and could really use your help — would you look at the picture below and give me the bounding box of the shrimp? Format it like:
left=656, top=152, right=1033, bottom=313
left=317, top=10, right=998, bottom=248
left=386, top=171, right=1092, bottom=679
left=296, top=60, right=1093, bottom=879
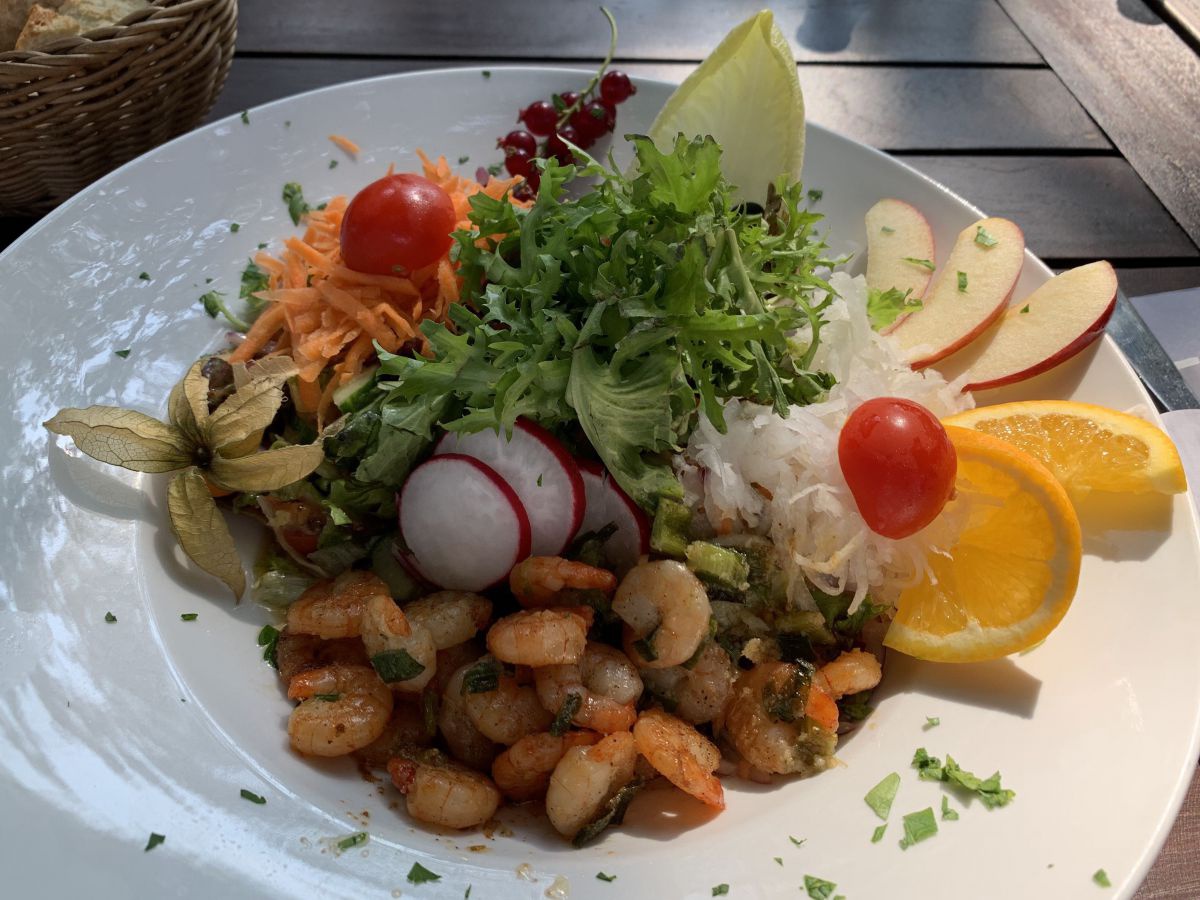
left=388, top=750, right=501, bottom=830
left=633, top=708, right=724, bottom=809
left=639, top=642, right=738, bottom=725
left=355, top=697, right=436, bottom=770
left=286, top=570, right=392, bottom=639
left=439, top=660, right=499, bottom=771
left=274, top=628, right=368, bottom=685
left=717, top=661, right=838, bottom=776
left=491, top=731, right=599, bottom=802
left=614, top=561, right=711, bottom=669
left=463, top=656, right=554, bottom=745
left=287, top=664, right=393, bottom=757
left=486, top=608, right=589, bottom=667
left=509, top=556, right=617, bottom=607
left=404, top=591, right=492, bottom=650
left=814, top=649, right=882, bottom=701
left=534, top=642, right=642, bottom=734
left=360, top=594, right=437, bottom=693
left=545, top=731, right=637, bottom=840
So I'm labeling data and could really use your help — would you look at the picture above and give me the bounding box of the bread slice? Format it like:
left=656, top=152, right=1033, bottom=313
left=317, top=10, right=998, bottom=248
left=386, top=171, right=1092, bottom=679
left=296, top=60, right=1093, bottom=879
left=14, top=3, right=80, bottom=50
left=2, top=0, right=64, bottom=50
left=59, top=0, right=146, bottom=30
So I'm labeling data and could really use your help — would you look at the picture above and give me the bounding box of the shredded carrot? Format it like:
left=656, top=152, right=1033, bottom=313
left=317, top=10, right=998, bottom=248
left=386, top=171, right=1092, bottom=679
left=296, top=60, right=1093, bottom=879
left=231, top=153, right=529, bottom=424
left=329, top=134, right=360, bottom=155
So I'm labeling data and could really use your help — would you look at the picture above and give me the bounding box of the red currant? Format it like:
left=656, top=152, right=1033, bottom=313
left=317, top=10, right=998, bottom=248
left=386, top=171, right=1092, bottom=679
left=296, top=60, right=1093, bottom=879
left=545, top=126, right=586, bottom=165
left=518, top=100, right=557, bottom=136
left=571, top=100, right=610, bottom=141
left=558, top=90, right=581, bottom=109
left=504, top=147, right=534, bottom=178
left=497, top=130, right=537, bottom=157
left=597, top=99, right=618, bottom=133
left=600, top=70, right=636, bottom=104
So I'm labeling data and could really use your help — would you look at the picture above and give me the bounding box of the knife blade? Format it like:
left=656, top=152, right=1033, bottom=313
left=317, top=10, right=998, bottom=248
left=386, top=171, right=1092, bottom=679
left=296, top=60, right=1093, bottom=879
left=1107, top=289, right=1199, bottom=412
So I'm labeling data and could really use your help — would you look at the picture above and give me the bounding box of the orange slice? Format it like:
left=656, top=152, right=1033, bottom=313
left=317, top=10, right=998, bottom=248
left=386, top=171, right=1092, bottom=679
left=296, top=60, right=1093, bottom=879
left=884, top=426, right=1081, bottom=662
left=945, top=400, right=1186, bottom=497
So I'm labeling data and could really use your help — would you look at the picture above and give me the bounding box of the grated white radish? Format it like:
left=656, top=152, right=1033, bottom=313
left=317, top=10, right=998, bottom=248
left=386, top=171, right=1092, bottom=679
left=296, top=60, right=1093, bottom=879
left=678, top=272, right=974, bottom=612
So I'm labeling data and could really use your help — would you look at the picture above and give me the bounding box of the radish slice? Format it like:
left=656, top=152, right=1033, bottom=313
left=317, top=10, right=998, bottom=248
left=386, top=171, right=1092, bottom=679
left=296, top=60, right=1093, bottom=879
left=577, top=459, right=650, bottom=575
left=399, top=454, right=531, bottom=591
left=436, top=419, right=585, bottom=556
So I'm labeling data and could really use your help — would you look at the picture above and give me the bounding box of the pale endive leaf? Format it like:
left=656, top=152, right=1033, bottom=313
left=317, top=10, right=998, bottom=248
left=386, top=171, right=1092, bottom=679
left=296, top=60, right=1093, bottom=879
left=167, top=468, right=246, bottom=599
left=208, top=443, right=325, bottom=492
left=205, top=375, right=287, bottom=452
left=45, top=407, right=193, bottom=473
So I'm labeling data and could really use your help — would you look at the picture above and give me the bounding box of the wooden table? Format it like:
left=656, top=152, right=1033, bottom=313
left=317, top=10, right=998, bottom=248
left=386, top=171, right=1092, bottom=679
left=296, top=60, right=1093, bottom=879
left=5, top=0, right=1200, bottom=894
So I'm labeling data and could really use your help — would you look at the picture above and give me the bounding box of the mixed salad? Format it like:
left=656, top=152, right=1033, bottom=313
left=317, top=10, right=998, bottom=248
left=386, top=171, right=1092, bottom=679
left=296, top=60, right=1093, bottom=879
left=45, top=10, right=1186, bottom=848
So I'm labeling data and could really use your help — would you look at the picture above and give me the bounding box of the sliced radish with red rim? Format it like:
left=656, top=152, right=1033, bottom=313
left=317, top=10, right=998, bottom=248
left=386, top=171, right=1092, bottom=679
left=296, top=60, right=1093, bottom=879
left=436, top=419, right=584, bottom=556
left=577, top=459, right=650, bottom=575
left=398, top=453, right=531, bottom=591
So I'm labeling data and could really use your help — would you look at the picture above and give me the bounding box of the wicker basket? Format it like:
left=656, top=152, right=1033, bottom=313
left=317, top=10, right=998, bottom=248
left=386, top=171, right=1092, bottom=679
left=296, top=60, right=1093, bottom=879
left=0, top=0, right=237, bottom=216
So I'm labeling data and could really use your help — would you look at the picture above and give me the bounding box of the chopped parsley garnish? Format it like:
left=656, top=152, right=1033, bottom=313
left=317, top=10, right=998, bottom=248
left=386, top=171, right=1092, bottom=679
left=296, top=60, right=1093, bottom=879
left=941, top=796, right=959, bottom=821
left=313, top=693, right=341, bottom=702
left=407, top=862, right=441, bottom=884
left=481, top=69, right=491, bottom=78
left=871, top=823, right=887, bottom=843
left=329, top=159, right=339, bottom=169
left=803, top=875, right=840, bottom=899
left=486, top=162, right=503, bottom=177
left=105, top=612, right=117, bottom=623
left=240, top=110, right=250, bottom=125
left=864, top=772, right=900, bottom=820
left=138, top=271, right=151, bottom=281
left=912, top=748, right=1015, bottom=808
left=371, top=648, right=426, bottom=683
left=180, top=613, right=198, bottom=621
left=712, top=885, right=729, bottom=896
left=807, top=188, right=823, bottom=203
left=789, top=836, right=806, bottom=847
left=462, top=658, right=500, bottom=693
left=956, top=271, right=967, bottom=292
left=880, top=225, right=895, bottom=234
left=632, top=627, right=659, bottom=662
left=902, top=257, right=936, bottom=271
left=257, top=242, right=268, bottom=250
left=114, top=349, right=131, bottom=359
left=144, top=832, right=165, bottom=852
left=867, top=286, right=921, bottom=331
left=230, top=222, right=240, bottom=233
left=924, top=716, right=940, bottom=729
left=240, top=789, right=266, bottom=804
left=839, top=691, right=873, bottom=721
left=550, top=692, right=582, bottom=736
left=199, top=291, right=250, bottom=332
left=284, top=120, right=291, bottom=127
left=974, top=225, right=998, bottom=247
left=465, top=887, right=472, bottom=898
left=536, top=473, right=543, bottom=487
left=282, top=182, right=311, bottom=225
left=1093, top=869, right=1111, bottom=887
left=1020, top=304, right=1030, bottom=314
left=597, top=872, right=617, bottom=882
left=257, top=624, right=280, bottom=669
left=458, top=155, right=470, bottom=165
left=336, top=832, right=368, bottom=851
left=898, top=807, right=938, bottom=849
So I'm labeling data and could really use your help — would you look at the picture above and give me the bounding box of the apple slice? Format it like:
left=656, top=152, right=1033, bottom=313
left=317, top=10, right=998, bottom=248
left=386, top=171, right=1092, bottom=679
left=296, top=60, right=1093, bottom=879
left=865, top=199, right=936, bottom=333
left=577, top=459, right=651, bottom=575
left=889, top=217, right=1025, bottom=369
left=436, top=418, right=585, bottom=556
left=399, top=454, right=531, bottom=591
left=934, top=261, right=1118, bottom=392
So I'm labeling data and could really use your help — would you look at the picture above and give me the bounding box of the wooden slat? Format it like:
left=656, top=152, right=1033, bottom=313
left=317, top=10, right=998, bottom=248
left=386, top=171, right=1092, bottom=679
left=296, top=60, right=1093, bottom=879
left=998, top=0, right=1200, bottom=247
left=1112, top=266, right=1200, bottom=296
left=236, top=0, right=1041, bottom=64
left=210, top=58, right=1109, bottom=152
left=901, top=155, right=1198, bottom=260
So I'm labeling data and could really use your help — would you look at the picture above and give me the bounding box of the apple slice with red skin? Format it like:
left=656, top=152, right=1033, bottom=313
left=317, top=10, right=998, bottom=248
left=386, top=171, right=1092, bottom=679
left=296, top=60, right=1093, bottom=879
left=889, top=217, right=1025, bottom=369
left=576, top=459, right=650, bottom=575
left=933, top=261, right=1117, bottom=392
left=865, top=199, right=936, bottom=334
left=399, top=453, right=531, bottom=592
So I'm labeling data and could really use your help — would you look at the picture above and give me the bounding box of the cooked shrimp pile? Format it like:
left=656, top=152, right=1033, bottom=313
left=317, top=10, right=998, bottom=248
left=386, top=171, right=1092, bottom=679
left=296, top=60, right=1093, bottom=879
left=274, top=556, right=883, bottom=843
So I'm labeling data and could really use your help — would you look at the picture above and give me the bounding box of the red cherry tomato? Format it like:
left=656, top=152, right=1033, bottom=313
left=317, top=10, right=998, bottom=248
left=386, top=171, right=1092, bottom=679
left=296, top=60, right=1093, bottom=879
left=340, top=174, right=456, bottom=275
left=837, top=397, right=957, bottom=539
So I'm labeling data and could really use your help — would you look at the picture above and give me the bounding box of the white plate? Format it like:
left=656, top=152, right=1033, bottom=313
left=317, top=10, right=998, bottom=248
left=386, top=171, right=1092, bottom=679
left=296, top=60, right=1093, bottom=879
left=1, top=68, right=1197, bottom=900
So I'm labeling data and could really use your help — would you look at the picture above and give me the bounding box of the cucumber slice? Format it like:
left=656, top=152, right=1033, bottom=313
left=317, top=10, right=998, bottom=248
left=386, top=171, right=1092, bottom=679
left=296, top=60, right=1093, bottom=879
left=332, top=366, right=379, bottom=413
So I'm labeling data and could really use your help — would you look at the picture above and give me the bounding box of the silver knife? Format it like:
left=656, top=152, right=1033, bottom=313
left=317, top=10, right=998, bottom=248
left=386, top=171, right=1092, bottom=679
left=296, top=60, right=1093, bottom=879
left=1108, top=289, right=1199, bottom=411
